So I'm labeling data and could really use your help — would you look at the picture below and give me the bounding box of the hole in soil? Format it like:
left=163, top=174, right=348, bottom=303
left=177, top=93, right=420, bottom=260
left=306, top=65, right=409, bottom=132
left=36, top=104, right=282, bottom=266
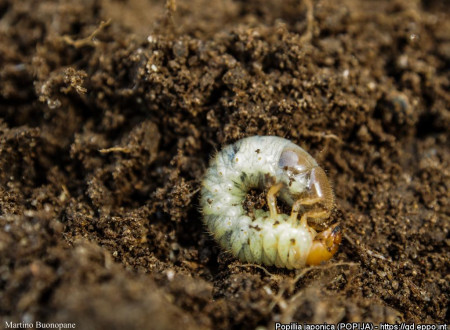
left=416, top=113, right=446, bottom=138
left=0, top=3, right=9, bottom=20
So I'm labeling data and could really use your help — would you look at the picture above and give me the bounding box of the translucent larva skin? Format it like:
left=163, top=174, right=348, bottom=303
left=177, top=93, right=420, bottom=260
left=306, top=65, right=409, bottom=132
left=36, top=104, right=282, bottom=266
left=200, top=136, right=340, bottom=269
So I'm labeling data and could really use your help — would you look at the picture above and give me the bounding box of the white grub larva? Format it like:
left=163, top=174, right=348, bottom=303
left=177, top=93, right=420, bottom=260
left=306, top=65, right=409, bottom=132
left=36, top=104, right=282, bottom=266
left=200, top=136, right=341, bottom=269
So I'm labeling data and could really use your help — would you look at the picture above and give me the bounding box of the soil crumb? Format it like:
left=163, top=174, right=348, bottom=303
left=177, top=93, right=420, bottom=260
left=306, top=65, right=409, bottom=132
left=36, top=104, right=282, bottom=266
left=0, top=0, right=448, bottom=328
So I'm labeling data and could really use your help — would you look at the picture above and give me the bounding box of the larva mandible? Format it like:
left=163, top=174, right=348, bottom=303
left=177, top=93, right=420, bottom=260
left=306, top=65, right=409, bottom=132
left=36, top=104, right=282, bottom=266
left=200, top=136, right=341, bottom=269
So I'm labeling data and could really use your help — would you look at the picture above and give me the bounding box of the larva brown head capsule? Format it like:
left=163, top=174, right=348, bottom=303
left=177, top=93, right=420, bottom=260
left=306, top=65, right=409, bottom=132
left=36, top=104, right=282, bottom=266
left=278, top=147, right=335, bottom=220
left=278, top=145, right=340, bottom=265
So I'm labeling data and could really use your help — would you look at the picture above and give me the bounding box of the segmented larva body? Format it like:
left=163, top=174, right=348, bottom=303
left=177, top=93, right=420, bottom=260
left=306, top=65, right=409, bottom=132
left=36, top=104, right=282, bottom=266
left=200, top=136, right=341, bottom=269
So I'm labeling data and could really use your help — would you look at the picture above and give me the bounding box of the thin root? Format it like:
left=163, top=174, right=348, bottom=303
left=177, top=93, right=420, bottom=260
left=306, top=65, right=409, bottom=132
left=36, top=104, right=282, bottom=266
left=343, top=232, right=391, bottom=261
left=233, top=263, right=277, bottom=277
left=267, top=183, right=283, bottom=218
left=268, top=261, right=359, bottom=312
left=303, top=130, right=342, bottom=143
left=291, top=261, right=359, bottom=286
left=164, top=0, right=177, bottom=28
left=299, top=0, right=314, bottom=44
left=99, top=146, right=132, bottom=154
left=62, top=19, right=111, bottom=48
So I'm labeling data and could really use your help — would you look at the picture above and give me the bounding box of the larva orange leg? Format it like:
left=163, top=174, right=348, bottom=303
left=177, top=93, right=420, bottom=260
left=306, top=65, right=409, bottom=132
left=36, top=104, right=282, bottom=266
left=297, top=196, right=324, bottom=206
left=300, top=209, right=331, bottom=226
left=289, top=198, right=331, bottom=226
left=267, top=183, right=283, bottom=218
left=298, top=193, right=333, bottom=228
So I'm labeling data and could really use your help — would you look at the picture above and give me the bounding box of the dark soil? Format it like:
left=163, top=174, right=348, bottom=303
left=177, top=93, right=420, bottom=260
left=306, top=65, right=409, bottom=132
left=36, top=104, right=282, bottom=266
left=0, top=0, right=449, bottom=328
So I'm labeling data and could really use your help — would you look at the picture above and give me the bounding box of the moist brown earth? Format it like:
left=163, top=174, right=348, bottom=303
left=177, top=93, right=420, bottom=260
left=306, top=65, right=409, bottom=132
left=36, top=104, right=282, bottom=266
left=0, top=0, right=449, bottom=328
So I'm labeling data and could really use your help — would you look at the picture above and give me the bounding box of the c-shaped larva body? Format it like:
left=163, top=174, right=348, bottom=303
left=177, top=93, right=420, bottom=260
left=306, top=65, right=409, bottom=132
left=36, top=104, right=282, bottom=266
left=200, top=136, right=341, bottom=269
